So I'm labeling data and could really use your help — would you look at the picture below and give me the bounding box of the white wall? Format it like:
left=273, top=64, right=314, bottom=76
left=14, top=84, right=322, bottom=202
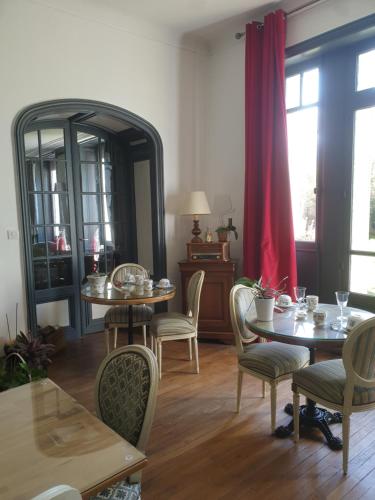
left=0, top=0, right=207, bottom=338
left=202, top=0, right=375, bottom=274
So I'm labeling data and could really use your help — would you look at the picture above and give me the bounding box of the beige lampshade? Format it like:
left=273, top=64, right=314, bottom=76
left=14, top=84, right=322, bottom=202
left=179, top=191, right=211, bottom=216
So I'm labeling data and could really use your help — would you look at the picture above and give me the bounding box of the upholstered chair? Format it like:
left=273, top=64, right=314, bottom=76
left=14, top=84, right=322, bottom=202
left=229, top=284, right=310, bottom=434
left=104, top=263, right=152, bottom=353
left=150, top=270, right=205, bottom=379
left=292, top=316, right=375, bottom=474
left=92, top=345, right=158, bottom=499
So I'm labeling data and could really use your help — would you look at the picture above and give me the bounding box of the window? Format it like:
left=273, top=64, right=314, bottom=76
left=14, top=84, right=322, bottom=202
left=349, top=49, right=375, bottom=295
left=286, top=37, right=375, bottom=306
left=286, top=68, right=319, bottom=242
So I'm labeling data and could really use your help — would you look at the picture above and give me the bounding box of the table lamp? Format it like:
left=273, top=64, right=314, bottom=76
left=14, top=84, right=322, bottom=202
left=179, top=191, right=211, bottom=243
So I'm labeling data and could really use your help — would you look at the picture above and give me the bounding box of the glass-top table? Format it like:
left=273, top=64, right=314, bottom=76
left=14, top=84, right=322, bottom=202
left=81, top=283, right=176, bottom=345
left=245, top=303, right=374, bottom=450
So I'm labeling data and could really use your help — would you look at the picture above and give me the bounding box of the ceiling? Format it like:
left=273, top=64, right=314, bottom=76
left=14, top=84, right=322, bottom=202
left=102, top=0, right=284, bottom=33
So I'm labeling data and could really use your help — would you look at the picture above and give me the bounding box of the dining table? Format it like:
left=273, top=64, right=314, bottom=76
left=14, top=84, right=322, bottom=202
left=81, top=282, right=176, bottom=348
left=245, top=303, right=374, bottom=450
left=0, top=378, right=147, bottom=500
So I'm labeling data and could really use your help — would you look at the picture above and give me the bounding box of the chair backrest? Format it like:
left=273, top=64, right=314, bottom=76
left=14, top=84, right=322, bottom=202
left=110, top=263, right=148, bottom=287
left=31, top=485, right=81, bottom=500
left=229, top=284, right=258, bottom=354
left=186, top=270, right=205, bottom=328
left=343, top=316, right=375, bottom=408
left=95, top=345, right=158, bottom=455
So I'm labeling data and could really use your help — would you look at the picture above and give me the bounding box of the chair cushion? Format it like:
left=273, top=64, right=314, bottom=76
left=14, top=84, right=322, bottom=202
left=150, top=312, right=195, bottom=337
left=239, top=342, right=309, bottom=379
left=91, top=480, right=140, bottom=500
left=105, top=305, right=153, bottom=325
left=293, top=358, right=375, bottom=406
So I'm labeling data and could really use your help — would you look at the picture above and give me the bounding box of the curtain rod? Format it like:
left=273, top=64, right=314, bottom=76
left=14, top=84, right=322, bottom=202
left=234, top=0, right=328, bottom=39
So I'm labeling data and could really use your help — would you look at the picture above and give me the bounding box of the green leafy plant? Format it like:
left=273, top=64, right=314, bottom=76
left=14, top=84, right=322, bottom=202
left=235, top=276, right=288, bottom=299
left=215, top=222, right=238, bottom=240
left=4, top=331, right=54, bottom=371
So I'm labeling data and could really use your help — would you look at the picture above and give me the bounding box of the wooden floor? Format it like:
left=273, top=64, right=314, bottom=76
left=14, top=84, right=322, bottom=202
left=49, top=332, right=375, bottom=500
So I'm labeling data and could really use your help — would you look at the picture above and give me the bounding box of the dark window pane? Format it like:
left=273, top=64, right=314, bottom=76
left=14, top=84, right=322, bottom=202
left=102, top=163, right=113, bottom=192
left=24, top=131, right=39, bottom=159
left=31, top=227, right=46, bottom=258
left=83, top=225, right=104, bottom=254
left=82, top=194, right=101, bottom=223
left=79, top=133, right=99, bottom=162
left=44, top=194, right=70, bottom=225
left=81, top=163, right=100, bottom=192
left=49, top=258, right=72, bottom=287
left=42, top=161, right=67, bottom=191
left=27, top=159, right=42, bottom=191
left=40, top=129, right=65, bottom=160
left=29, top=194, right=44, bottom=225
left=34, top=261, right=48, bottom=289
left=46, top=226, right=72, bottom=256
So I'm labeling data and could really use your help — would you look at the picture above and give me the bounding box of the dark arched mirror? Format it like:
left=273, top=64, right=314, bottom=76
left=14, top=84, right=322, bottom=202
left=15, top=100, right=166, bottom=337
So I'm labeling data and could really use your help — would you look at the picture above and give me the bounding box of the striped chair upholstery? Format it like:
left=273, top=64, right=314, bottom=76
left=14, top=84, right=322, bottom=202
left=292, top=317, right=375, bottom=474
left=150, top=270, right=205, bottom=379
left=104, top=264, right=151, bottom=352
left=241, top=342, right=310, bottom=379
left=229, top=284, right=309, bottom=434
left=92, top=346, right=158, bottom=500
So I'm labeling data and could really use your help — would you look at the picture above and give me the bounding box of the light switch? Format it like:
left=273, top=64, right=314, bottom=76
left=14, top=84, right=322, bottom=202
left=7, top=229, right=19, bottom=240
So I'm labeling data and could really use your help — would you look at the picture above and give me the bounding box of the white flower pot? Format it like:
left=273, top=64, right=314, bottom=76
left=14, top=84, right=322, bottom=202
left=87, top=274, right=107, bottom=294
left=255, top=297, right=275, bottom=322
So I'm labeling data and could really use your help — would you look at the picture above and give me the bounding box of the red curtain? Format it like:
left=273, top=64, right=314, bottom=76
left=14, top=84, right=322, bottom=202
left=243, top=10, right=297, bottom=297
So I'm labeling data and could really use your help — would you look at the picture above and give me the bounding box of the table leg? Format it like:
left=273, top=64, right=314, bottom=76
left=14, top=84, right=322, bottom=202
left=274, top=347, right=343, bottom=450
left=128, top=305, right=134, bottom=345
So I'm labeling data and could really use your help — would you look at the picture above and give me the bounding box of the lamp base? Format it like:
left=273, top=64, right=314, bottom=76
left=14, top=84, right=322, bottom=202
left=191, top=219, right=202, bottom=243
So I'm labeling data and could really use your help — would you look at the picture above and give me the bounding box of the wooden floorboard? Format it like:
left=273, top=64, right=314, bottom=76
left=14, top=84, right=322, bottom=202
left=48, top=331, right=375, bottom=500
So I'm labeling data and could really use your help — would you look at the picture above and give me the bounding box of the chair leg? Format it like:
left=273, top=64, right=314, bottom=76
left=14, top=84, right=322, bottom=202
left=105, top=328, right=110, bottom=355
left=343, top=413, right=350, bottom=475
left=142, top=325, right=147, bottom=346
left=188, top=338, right=192, bottom=360
left=157, top=341, right=162, bottom=380
left=193, top=337, right=199, bottom=374
left=270, top=382, right=276, bottom=434
left=150, top=333, right=154, bottom=353
left=293, top=391, right=300, bottom=442
left=262, top=380, right=266, bottom=398
left=236, top=370, right=243, bottom=413
left=113, top=328, right=118, bottom=349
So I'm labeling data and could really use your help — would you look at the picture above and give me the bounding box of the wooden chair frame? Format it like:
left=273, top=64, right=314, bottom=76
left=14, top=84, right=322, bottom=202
left=230, top=284, right=309, bottom=433
left=151, top=270, right=205, bottom=380
left=105, top=263, right=150, bottom=352
left=293, top=316, right=375, bottom=474
left=95, top=345, right=158, bottom=483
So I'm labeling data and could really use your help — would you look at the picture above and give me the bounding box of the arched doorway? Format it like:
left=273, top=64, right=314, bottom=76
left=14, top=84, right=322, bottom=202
left=15, top=99, right=166, bottom=337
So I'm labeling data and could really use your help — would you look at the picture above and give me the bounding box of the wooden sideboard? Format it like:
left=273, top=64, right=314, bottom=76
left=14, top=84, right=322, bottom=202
left=178, top=260, right=236, bottom=342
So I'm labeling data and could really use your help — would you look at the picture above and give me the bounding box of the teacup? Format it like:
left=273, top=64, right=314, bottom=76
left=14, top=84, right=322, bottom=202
left=144, top=279, right=153, bottom=290
left=126, top=273, right=135, bottom=283
left=134, top=285, right=144, bottom=296
left=278, top=294, right=292, bottom=307
left=135, top=274, right=145, bottom=286
left=313, top=309, right=327, bottom=326
left=306, top=295, right=319, bottom=311
left=346, top=314, right=362, bottom=331
left=159, top=278, right=171, bottom=288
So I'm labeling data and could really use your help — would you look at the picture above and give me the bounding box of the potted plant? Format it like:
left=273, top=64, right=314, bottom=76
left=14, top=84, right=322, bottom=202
left=1, top=331, right=54, bottom=392
left=236, top=276, right=288, bottom=322
left=215, top=218, right=239, bottom=243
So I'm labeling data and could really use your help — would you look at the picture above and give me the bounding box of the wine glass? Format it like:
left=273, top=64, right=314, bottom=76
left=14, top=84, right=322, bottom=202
left=294, top=286, right=306, bottom=310
left=335, top=291, right=349, bottom=329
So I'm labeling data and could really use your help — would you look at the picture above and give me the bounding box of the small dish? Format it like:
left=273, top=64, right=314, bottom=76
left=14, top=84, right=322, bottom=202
left=276, top=302, right=295, bottom=309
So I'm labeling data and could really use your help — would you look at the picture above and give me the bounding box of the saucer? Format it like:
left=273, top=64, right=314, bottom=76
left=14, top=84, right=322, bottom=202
left=276, top=302, right=294, bottom=309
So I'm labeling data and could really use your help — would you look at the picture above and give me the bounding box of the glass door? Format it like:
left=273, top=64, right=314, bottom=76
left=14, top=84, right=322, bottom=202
left=23, top=124, right=80, bottom=335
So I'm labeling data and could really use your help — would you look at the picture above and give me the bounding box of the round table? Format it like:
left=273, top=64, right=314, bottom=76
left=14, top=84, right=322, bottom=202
left=245, top=303, right=374, bottom=450
left=81, top=283, right=176, bottom=346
